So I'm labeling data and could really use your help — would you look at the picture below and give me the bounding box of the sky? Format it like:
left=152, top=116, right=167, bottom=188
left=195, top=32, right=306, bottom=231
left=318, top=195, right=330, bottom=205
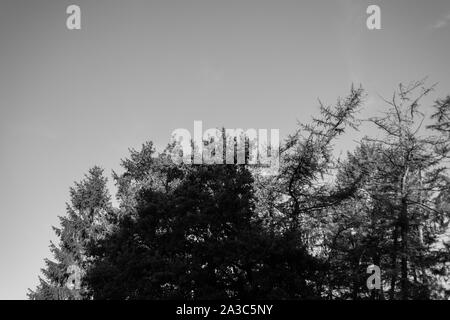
left=0, top=0, right=449, bottom=299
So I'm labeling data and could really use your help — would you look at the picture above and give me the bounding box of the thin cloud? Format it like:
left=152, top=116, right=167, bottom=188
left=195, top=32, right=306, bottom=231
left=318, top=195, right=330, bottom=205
left=433, top=19, right=447, bottom=29
left=432, top=12, right=450, bottom=29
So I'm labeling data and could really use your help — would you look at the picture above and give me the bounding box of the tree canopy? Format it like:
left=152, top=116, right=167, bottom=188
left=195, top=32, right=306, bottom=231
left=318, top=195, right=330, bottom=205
left=30, top=81, right=450, bottom=300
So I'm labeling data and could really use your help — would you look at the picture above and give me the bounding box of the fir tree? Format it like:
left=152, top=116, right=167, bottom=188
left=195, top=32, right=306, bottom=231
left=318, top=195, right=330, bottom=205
left=28, top=167, right=113, bottom=300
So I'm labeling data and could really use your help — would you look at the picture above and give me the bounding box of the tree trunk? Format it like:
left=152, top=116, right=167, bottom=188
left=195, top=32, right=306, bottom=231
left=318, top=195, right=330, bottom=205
left=389, top=223, right=399, bottom=300
left=400, top=197, right=409, bottom=300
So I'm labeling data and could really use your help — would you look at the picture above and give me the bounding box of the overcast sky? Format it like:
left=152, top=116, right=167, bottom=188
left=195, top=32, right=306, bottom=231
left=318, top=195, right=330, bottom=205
left=1, top=0, right=450, bottom=299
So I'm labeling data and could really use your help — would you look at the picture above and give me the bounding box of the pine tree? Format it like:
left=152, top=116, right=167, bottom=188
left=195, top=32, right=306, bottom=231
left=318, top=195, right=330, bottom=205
left=112, top=141, right=158, bottom=219
left=28, top=167, right=113, bottom=300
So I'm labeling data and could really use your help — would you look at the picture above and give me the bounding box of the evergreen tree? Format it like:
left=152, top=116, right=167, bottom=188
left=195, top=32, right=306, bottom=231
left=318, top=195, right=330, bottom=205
left=85, top=145, right=324, bottom=299
left=28, top=167, right=113, bottom=300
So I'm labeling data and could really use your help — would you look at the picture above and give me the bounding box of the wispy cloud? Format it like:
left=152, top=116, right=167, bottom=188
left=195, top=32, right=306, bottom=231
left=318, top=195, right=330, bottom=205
left=433, top=20, right=447, bottom=29
left=432, top=12, right=450, bottom=29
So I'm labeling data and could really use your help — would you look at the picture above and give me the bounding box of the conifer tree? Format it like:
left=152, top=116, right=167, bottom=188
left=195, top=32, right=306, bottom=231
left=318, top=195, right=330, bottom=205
left=28, top=167, right=113, bottom=300
left=325, top=81, right=450, bottom=299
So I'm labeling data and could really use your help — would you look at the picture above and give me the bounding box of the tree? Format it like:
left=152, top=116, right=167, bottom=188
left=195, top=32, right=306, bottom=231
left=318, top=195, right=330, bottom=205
left=323, top=81, right=450, bottom=299
left=28, top=167, right=113, bottom=300
left=85, top=140, right=328, bottom=299
left=365, top=80, right=450, bottom=299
